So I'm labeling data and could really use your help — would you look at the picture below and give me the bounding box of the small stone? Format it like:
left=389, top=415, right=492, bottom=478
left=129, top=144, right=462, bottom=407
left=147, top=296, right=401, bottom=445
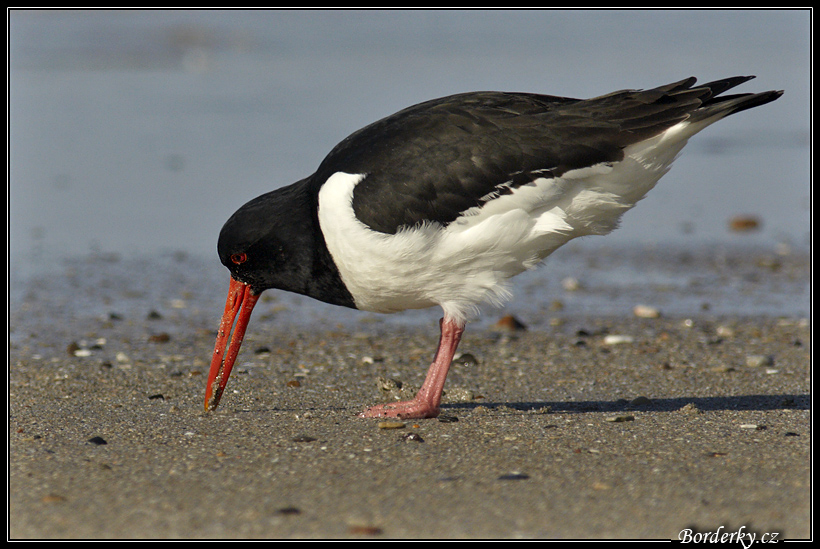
left=745, top=354, right=774, bottom=368
left=87, top=436, right=107, bottom=445
left=605, top=415, right=635, bottom=423
left=740, top=424, right=766, bottom=431
left=444, top=387, right=475, bottom=402
left=633, top=304, right=660, bottom=318
left=401, top=432, right=424, bottom=442
left=561, top=277, right=581, bottom=291
left=149, top=333, right=171, bottom=343
left=452, top=352, right=479, bottom=366
left=377, top=377, right=402, bottom=392
left=497, top=472, right=530, bottom=481
left=492, top=314, right=527, bottom=332
left=604, top=334, right=634, bottom=345
left=286, top=379, right=301, bottom=388
left=437, top=415, right=459, bottom=423
left=377, top=421, right=405, bottom=430
left=348, top=525, right=382, bottom=536
left=292, top=436, right=317, bottom=442
left=716, top=325, right=736, bottom=338
left=629, top=396, right=651, bottom=407
left=729, top=215, right=761, bottom=232
left=42, top=494, right=67, bottom=504
left=678, top=402, right=703, bottom=415
left=276, top=506, right=301, bottom=515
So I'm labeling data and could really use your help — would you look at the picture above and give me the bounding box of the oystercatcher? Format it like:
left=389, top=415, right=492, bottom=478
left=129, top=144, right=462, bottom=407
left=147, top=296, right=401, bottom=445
left=205, top=76, right=782, bottom=418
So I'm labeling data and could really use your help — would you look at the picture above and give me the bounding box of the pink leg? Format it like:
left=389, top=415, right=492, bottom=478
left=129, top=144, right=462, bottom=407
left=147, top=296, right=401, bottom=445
left=360, top=317, right=465, bottom=419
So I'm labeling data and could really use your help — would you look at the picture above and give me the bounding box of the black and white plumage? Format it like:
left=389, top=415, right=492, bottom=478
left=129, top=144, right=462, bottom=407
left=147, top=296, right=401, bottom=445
left=205, top=76, right=782, bottom=418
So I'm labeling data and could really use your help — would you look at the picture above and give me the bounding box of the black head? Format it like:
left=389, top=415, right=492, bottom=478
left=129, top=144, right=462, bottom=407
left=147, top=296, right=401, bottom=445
left=216, top=177, right=355, bottom=308
left=217, top=181, right=318, bottom=296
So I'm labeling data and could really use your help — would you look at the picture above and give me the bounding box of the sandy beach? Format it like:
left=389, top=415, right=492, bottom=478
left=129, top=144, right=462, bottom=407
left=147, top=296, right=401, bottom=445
left=8, top=245, right=810, bottom=539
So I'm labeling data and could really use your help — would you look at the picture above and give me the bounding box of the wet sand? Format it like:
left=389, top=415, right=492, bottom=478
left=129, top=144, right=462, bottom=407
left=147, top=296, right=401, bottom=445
left=8, top=246, right=811, bottom=539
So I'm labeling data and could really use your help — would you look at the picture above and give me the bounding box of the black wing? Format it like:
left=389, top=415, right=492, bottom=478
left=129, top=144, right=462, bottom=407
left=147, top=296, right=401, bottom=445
left=314, top=76, right=776, bottom=234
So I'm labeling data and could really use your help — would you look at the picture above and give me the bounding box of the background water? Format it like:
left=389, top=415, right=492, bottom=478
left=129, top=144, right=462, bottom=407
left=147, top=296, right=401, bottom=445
left=8, top=9, right=811, bottom=323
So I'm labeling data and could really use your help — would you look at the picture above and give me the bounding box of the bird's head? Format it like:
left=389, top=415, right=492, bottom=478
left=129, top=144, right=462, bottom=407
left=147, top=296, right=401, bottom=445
left=205, top=184, right=316, bottom=411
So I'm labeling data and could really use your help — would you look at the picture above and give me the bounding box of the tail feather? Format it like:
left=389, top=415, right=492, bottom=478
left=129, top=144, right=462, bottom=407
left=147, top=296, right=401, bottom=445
left=686, top=76, right=784, bottom=123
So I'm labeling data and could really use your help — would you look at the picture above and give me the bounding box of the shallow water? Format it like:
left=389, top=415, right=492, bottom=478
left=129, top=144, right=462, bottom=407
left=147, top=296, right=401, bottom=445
left=9, top=10, right=811, bottom=329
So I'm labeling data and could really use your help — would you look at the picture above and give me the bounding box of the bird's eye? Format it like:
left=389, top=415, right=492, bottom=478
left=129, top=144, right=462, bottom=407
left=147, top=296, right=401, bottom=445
left=230, top=253, right=248, bottom=265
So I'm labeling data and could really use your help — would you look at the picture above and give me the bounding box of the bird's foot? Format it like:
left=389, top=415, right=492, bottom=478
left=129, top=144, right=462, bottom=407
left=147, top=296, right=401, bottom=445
left=359, top=399, right=440, bottom=419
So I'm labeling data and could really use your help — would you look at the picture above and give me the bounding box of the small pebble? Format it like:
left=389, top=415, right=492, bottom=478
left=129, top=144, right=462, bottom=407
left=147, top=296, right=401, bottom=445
left=746, top=354, right=774, bottom=368
left=561, top=277, right=581, bottom=291
left=498, top=472, right=530, bottom=481
left=492, top=314, right=527, bottom=332
left=444, top=387, right=475, bottom=403
left=629, top=396, right=651, bottom=407
left=149, top=333, right=171, bottom=343
left=452, top=352, right=479, bottom=366
left=377, top=421, right=405, bottom=430
left=42, top=494, right=67, bottom=504
left=401, top=432, right=424, bottom=442
left=276, top=506, right=301, bottom=515
left=740, top=424, right=766, bottom=431
left=603, top=334, right=634, bottom=345
left=286, top=380, right=301, bottom=388
left=348, top=525, right=382, bottom=536
left=678, top=403, right=703, bottom=415
left=437, top=415, right=459, bottom=423
left=605, top=415, right=635, bottom=423
left=728, top=215, right=761, bottom=232
left=633, top=304, right=660, bottom=318
left=377, top=377, right=403, bottom=392
left=87, top=436, right=107, bottom=445
left=292, top=436, right=317, bottom=442
left=716, top=325, right=736, bottom=338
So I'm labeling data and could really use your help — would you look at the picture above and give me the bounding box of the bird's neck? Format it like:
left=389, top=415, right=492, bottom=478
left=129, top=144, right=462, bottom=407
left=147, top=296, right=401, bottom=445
left=295, top=176, right=358, bottom=310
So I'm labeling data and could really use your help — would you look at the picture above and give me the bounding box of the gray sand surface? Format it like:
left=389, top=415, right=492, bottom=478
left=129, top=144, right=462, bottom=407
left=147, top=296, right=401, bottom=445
left=9, top=246, right=810, bottom=539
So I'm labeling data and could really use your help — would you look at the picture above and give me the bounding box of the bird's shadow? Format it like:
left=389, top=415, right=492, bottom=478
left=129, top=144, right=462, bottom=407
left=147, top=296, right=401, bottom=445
left=444, top=393, right=810, bottom=414
left=233, top=393, right=809, bottom=416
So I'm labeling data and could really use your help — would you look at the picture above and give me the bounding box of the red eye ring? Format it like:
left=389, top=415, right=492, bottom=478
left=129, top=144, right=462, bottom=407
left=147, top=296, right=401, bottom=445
left=230, top=253, right=248, bottom=265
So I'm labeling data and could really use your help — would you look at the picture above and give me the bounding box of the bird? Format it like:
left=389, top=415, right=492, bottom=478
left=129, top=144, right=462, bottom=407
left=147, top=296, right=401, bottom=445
left=204, top=76, right=782, bottom=419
